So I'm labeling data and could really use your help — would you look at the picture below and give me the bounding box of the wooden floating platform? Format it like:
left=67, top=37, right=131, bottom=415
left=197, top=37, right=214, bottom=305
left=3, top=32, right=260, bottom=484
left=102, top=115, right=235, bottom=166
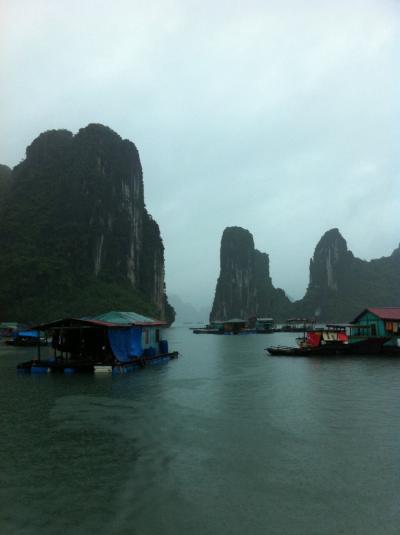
left=17, top=351, right=179, bottom=374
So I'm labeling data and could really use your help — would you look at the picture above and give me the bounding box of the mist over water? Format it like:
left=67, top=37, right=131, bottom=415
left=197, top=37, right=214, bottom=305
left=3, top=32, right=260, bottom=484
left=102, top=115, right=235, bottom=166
left=1, top=328, right=400, bottom=534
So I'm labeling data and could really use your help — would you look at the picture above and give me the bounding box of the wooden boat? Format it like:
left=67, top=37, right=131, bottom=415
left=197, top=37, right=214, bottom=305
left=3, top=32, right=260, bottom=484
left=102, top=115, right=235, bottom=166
left=266, top=339, right=390, bottom=356
left=192, top=328, right=222, bottom=334
left=266, top=323, right=391, bottom=356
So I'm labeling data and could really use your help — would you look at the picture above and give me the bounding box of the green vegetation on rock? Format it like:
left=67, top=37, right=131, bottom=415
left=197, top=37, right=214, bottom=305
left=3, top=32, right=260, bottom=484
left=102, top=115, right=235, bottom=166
left=293, top=228, right=400, bottom=321
left=210, top=226, right=291, bottom=321
left=211, top=226, right=400, bottom=323
left=0, top=124, right=175, bottom=324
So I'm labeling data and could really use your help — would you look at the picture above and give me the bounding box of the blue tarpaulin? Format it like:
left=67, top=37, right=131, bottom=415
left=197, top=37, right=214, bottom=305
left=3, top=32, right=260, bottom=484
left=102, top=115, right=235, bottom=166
left=14, top=330, right=40, bottom=339
left=108, top=327, right=143, bottom=362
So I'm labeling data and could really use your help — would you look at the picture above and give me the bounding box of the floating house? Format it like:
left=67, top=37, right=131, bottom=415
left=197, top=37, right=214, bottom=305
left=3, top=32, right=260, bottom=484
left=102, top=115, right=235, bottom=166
left=281, top=318, right=316, bottom=332
left=266, top=307, right=400, bottom=356
left=210, top=320, right=225, bottom=331
left=0, top=322, right=23, bottom=338
left=192, top=318, right=248, bottom=335
left=352, top=307, right=400, bottom=347
left=6, top=329, right=44, bottom=346
left=193, top=317, right=276, bottom=335
left=255, top=317, right=275, bottom=332
left=17, top=311, right=178, bottom=374
left=222, top=319, right=247, bottom=334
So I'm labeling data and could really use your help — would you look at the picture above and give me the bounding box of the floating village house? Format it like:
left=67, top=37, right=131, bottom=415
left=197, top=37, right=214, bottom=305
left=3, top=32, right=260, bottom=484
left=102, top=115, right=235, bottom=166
left=198, top=317, right=271, bottom=334
left=0, top=322, right=23, bottom=337
left=255, top=317, right=274, bottom=331
left=7, top=329, right=42, bottom=346
left=206, top=319, right=247, bottom=334
left=221, top=319, right=247, bottom=334
left=18, top=311, right=177, bottom=374
left=352, top=307, right=400, bottom=346
left=282, top=318, right=316, bottom=331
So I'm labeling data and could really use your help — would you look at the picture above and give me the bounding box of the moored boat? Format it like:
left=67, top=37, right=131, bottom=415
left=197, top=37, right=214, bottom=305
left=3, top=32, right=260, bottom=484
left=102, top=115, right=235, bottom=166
left=191, top=328, right=221, bottom=334
left=266, top=321, right=392, bottom=357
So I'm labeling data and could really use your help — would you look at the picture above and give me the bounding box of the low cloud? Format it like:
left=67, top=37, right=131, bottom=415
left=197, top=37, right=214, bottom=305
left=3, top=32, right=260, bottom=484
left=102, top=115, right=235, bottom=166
left=1, top=0, right=399, bottom=306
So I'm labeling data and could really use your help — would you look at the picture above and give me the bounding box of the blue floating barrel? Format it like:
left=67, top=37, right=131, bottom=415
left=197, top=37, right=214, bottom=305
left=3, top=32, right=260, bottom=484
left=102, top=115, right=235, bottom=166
left=159, top=340, right=168, bottom=354
left=31, top=366, right=49, bottom=374
left=64, top=368, right=75, bottom=374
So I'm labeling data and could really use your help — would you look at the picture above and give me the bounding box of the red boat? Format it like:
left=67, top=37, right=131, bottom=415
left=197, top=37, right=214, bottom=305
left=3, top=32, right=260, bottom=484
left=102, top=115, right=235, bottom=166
left=266, top=323, right=391, bottom=356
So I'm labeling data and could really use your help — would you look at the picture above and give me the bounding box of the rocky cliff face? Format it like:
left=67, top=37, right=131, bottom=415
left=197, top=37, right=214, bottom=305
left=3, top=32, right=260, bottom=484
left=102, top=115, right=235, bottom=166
left=0, top=164, right=11, bottom=208
left=0, top=124, right=175, bottom=323
left=210, top=226, right=399, bottom=323
left=294, top=228, right=400, bottom=321
left=210, top=227, right=291, bottom=320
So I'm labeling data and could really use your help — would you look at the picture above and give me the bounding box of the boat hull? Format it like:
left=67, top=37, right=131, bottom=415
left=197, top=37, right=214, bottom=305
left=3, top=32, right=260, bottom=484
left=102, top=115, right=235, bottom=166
left=266, top=337, right=392, bottom=356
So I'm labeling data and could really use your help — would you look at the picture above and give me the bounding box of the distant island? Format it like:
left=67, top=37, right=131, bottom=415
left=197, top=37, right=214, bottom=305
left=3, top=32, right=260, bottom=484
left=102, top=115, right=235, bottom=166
left=211, top=226, right=400, bottom=322
left=210, top=227, right=291, bottom=321
left=168, top=294, right=210, bottom=325
left=0, top=124, right=175, bottom=324
left=1, top=126, right=398, bottom=326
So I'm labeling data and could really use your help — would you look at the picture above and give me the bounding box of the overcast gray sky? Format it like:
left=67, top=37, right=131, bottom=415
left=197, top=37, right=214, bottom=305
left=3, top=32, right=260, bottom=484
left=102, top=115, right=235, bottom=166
left=1, top=0, right=399, bottom=309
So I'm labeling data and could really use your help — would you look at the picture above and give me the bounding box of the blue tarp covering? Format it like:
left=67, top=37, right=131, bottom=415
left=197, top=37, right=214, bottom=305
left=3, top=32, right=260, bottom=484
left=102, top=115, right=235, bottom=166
left=15, top=330, right=40, bottom=339
left=108, top=327, right=143, bottom=362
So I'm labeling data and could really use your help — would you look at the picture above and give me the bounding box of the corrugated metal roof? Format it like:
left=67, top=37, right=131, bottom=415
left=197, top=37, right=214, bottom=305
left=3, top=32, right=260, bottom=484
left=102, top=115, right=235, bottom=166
left=354, top=307, right=400, bottom=321
left=88, top=310, right=166, bottom=326
left=35, top=311, right=166, bottom=330
left=367, top=307, right=400, bottom=320
left=89, top=311, right=165, bottom=326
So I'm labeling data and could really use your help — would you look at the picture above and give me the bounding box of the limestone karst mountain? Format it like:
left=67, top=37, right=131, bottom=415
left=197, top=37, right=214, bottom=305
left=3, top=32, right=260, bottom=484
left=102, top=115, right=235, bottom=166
left=0, top=124, right=175, bottom=323
left=210, top=226, right=291, bottom=321
left=294, top=228, right=400, bottom=321
left=210, top=226, right=399, bottom=322
left=0, top=164, right=12, bottom=209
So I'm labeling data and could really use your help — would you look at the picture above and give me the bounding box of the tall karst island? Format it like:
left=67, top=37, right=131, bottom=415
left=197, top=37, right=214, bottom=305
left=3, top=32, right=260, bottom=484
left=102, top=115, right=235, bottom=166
left=296, top=228, right=400, bottom=321
left=211, top=226, right=400, bottom=322
left=0, top=124, right=175, bottom=324
left=210, top=227, right=291, bottom=321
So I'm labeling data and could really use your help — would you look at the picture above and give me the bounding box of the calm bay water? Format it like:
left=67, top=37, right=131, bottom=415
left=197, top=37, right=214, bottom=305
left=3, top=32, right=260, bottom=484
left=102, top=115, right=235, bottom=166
left=1, top=327, right=400, bottom=534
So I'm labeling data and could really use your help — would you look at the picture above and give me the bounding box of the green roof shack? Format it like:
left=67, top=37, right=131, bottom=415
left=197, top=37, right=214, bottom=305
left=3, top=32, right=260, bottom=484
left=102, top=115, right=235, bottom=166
left=352, top=307, right=400, bottom=347
left=17, top=310, right=178, bottom=374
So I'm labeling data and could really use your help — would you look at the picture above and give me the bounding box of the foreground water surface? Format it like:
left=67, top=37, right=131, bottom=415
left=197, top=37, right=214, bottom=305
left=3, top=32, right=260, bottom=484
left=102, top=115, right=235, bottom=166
left=1, top=327, right=400, bottom=534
